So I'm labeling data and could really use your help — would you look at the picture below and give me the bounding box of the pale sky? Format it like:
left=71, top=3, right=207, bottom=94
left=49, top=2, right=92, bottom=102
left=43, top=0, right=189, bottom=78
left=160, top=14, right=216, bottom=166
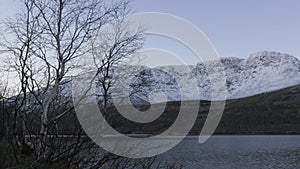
left=1, top=0, right=300, bottom=62
left=132, top=0, right=300, bottom=60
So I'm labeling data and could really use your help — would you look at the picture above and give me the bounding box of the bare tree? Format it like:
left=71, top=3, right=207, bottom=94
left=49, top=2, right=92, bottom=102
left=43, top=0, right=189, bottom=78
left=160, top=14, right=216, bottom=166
left=0, top=0, right=142, bottom=160
left=90, top=16, right=144, bottom=115
left=0, top=0, right=184, bottom=168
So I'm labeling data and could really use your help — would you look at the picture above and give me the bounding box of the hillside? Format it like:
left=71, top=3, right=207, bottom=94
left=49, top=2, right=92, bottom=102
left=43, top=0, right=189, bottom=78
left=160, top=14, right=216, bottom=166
left=2, top=84, right=298, bottom=135
left=105, top=84, right=300, bottom=135
left=1, top=51, right=300, bottom=136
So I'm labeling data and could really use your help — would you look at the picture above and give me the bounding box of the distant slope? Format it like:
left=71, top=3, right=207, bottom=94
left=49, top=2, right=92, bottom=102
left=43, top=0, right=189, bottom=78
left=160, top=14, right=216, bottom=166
left=212, top=83, right=300, bottom=134
left=115, top=83, right=300, bottom=135
left=1, top=84, right=299, bottom=135
left=43, top=84, right=300, bottom=135
left=79, top=83, right=300, bottom=135
left=105, top=84, right=300, bottom=135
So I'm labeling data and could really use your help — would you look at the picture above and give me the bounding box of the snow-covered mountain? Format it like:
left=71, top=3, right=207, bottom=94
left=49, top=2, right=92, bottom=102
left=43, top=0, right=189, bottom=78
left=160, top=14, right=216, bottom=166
left=63, top=51, right=300, bottom=105
left=126, top=51, right=300, bottom=103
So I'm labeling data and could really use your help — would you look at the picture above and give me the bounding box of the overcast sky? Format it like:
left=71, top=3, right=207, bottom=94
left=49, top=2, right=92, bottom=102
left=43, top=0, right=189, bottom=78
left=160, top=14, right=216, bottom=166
left=1, top=0, right=300, bottom=61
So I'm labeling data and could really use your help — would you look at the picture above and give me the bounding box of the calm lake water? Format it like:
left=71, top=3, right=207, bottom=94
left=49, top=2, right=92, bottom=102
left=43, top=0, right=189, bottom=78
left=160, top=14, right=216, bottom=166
left=156, top=135, right=300, bottom=169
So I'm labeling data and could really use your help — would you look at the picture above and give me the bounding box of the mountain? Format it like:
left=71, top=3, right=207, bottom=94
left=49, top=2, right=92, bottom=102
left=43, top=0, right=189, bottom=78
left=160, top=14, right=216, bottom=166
left=112, top=83, right=300, bottom=135
left=2, top=51, right=300, bottom=135
left=11, top=51, right=300, bottom=106
left=127, top=51, right=300, bottom=104
left=12, top=81, right=300, bottom=135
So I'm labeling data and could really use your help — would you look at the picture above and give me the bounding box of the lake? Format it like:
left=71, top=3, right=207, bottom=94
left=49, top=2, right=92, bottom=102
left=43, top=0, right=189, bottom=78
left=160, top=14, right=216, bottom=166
left=155, top=135, right=300, bottom=168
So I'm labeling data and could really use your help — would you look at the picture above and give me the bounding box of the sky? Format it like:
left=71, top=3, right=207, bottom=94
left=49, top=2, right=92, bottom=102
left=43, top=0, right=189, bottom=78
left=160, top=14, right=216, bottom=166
left=132, top=0, right=300, bottom=60
left=0, top=0, right=300, bottom=62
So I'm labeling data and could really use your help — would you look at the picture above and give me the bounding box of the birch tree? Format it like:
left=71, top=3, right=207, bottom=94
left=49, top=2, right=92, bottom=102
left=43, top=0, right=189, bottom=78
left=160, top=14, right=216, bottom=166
left=0, top=0, right=141, bottom=160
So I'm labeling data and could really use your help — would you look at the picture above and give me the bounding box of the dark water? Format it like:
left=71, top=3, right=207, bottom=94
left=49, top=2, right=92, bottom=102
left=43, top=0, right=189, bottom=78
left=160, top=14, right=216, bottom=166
left=156, top=135, right=300, bottom=169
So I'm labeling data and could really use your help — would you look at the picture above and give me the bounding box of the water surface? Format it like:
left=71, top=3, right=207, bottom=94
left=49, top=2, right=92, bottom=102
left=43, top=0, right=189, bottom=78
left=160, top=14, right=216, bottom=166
left=156, top=135, right=300, bottom=168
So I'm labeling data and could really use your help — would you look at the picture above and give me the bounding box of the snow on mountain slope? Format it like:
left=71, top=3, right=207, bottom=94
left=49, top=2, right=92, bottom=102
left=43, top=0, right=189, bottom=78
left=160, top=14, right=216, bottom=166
left=231, top=51, right=300, bottom=98
left=55, top=51, right=300, bottom=105
left=126, top=51, right=300, bottom=103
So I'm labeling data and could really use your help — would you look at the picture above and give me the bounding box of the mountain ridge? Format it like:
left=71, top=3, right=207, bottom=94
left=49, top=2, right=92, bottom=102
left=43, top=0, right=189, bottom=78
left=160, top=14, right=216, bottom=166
left=7, top=51, right=299, bottom=106
left=126, top=51, right=300, bottom=104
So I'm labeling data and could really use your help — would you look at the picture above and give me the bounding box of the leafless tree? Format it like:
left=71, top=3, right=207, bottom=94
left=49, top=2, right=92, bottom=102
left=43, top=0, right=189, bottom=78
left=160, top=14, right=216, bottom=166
left=0, top=0, right=185, bottom=168
left=0, top=0, right=144, bottom=163
left=90, top=16, right=144, bottom=115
